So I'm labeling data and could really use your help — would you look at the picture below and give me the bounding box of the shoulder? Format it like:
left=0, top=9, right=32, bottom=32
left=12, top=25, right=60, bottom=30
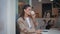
left=17, top=17, right=24, bottom=23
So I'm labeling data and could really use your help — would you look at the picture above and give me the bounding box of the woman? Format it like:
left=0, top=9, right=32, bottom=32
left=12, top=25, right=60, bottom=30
left=17, top=4, right=41, bottom=34
left=45, top=12, right=52, bottom=29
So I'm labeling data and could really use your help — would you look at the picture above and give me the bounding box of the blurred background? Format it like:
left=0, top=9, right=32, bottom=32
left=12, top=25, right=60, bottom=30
left=16, top=0, right=60, bottom=34
left=0, top=0, right=60, bottom=34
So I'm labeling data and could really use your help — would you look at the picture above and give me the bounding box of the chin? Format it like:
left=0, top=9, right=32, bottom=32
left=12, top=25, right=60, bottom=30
left=28, top=15, right=30, bottom=16
left=27, top=13, right=30, bottom=16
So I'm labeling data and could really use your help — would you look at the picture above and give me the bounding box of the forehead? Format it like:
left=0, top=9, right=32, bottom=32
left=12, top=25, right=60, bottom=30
left=27, top=7, right=31, bottom=9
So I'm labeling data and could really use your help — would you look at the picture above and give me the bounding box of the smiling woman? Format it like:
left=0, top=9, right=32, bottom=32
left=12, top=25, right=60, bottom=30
left=16, top=0, right=43, bottom=34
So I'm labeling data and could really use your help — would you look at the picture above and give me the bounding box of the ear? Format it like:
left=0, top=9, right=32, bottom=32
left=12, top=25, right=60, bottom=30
left=24, top=9, right=26, bottom=12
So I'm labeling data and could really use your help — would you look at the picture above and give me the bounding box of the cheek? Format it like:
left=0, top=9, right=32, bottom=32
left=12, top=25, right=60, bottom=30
left=27, top=11, right=30, bottom=14
left=25, top=9, right=31, bottom=15
left=26, top=11, right=31, bottom=15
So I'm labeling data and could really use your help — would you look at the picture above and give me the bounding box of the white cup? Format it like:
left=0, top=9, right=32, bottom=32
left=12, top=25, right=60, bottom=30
left=30, top=11, right=35, bottom=16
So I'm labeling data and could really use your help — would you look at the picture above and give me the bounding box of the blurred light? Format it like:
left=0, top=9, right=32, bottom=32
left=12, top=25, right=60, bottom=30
left=38, top=0, right=41, bottom=2
left=50, top=0, right=53, bottom=1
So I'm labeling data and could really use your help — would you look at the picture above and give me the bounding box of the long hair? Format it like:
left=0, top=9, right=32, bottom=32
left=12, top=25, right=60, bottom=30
left=20, top=4, right=31, bottom=20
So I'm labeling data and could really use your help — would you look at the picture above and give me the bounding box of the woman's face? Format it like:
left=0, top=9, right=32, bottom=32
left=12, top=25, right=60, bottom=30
left=24, top=7, right=31, bottom=16
left=47, top=13, right=50, bottom=18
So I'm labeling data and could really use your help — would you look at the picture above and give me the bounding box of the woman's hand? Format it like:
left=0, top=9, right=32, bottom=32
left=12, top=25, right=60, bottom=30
left=31, top=13, right=39, bottom=26
left=36, top=29, right=42, bottom=34
left=31, top=14, right=36, bottom=19
left=30, top=11, right=36, bottom=19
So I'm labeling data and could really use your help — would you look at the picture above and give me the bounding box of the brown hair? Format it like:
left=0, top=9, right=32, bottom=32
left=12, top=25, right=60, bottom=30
left=20, top=4, right=31, bottom=19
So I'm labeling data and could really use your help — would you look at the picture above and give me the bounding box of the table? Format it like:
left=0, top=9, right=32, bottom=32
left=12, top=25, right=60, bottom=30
left=41, top=29, right=60, bottom=34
